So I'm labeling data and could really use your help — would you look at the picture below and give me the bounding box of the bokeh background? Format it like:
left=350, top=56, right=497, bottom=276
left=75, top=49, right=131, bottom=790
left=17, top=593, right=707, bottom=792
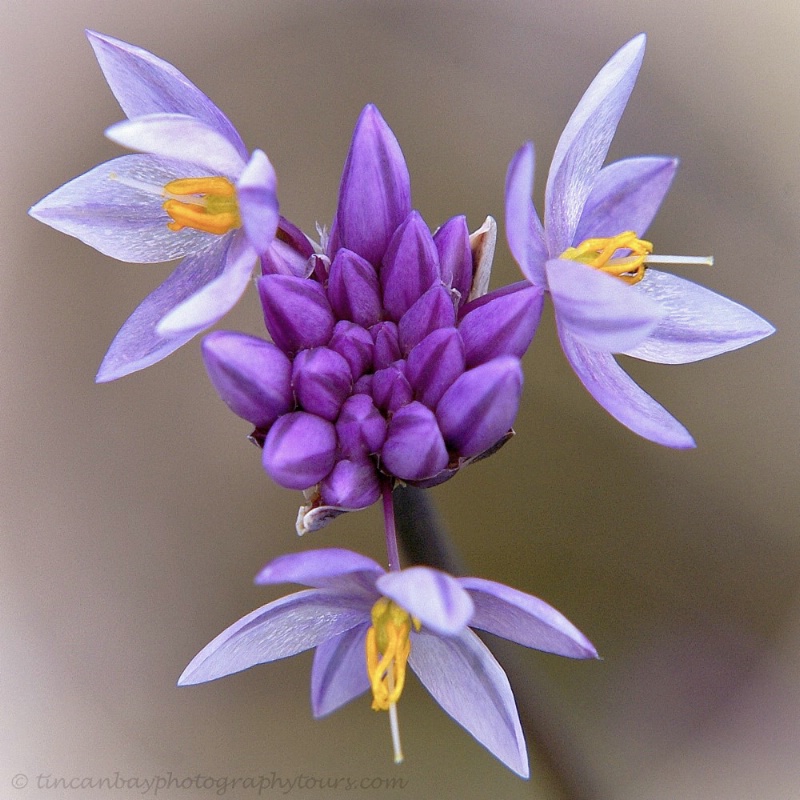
left=3, top=2, right=798, bottom=798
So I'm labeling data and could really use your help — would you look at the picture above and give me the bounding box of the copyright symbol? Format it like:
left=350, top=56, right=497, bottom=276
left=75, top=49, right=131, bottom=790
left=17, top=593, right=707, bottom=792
left=11, top=773, right=28, bottom=789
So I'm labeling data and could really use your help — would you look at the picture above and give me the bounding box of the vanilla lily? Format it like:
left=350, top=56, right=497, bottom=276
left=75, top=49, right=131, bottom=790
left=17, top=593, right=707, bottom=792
left=29, top=31, right=279, bottom=381
left=178, top=548, right=597, bottom=777
left=505, top=34, right=774, bottom=447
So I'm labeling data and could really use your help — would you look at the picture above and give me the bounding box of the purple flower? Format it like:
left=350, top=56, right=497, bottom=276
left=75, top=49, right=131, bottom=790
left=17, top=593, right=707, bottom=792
left=178, top=548, right=598, bottom=777
left=505, top=34, right=774, bottom=448
left=203, top=105, right=543, bottom=532
left=28, top=31, right=279, bottom=382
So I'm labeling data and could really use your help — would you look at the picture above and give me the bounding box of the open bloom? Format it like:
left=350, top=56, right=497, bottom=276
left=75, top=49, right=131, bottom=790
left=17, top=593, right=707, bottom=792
left=505, top=33, right=774, bottom=448
left=29, top=31, right=279, bottom=381
left=203, top=105, right=542, bottom=532
left=178, top=548, right=597, bottom=778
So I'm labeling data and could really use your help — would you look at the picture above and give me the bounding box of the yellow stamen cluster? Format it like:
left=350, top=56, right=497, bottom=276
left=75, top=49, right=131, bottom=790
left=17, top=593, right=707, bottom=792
left=162, top=176, right=240, bottom=235
left=560, top=231, right=653, bottom=284
left=365, top=597, right=420, bottom=712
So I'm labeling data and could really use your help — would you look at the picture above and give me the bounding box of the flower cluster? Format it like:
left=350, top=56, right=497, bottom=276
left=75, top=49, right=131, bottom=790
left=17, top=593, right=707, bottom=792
left=204, top=104, right=542, bottom=533
left=29, top=30, right=775, bottom=780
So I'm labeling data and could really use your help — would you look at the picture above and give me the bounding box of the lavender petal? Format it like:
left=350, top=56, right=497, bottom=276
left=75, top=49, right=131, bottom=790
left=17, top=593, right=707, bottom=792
left=311, top=622, right=371, bottom=717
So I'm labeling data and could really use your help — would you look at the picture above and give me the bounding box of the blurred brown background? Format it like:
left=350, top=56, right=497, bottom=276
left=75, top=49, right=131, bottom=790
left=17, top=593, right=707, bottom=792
left=3, top=2, right=798, bottom=798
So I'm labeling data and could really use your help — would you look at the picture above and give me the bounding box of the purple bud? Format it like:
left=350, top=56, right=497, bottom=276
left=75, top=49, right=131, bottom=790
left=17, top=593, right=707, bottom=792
left=327, top=248, right=382, bottom=327
left=434, top=215, right=472, bottom=305
left=458, top=282, right=544, bottom=367
left=336, top=105, right=412, bottom=265
left=262, top=411, right=337, bottom=490
left=405, top=328, right=466, bottom=409
left=258, top=274, right=335, bottom=354
left=201, top=331, right=293, bottom=429
left=292, top=347, right=353, bottom=421
left=380, top=211, right=440, bottom=321
left=381, top=401, right=449, bottom=481
left=261, top=217, right=315, bottom=277
left=398, top=284, right=456, bottom=355
left=372, top=361, right=413, bottom=413
left=353, top=374, right=373, bottom=395
left=436, top=356, right=523, bottom=459
left=371, top=321, right=401, bottom=370
left=319, top=459, right=381, bottom=509
left=328, top=320, right=374, bottom=381
left=336, top=394, right=387, bottom=459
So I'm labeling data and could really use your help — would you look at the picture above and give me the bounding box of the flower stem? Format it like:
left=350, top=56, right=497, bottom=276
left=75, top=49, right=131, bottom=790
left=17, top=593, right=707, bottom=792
left=381, top=479, right=401, bottom=573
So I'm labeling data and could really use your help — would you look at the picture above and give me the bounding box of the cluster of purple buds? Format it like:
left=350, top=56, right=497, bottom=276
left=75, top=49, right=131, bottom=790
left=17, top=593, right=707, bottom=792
left=203, top=106, right=543, bottom=533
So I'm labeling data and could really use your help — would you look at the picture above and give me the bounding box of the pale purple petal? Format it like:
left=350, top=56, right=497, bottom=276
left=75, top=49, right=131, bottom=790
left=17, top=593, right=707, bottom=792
left=409, top=629, right=529, bottom=778
left=106, top=114, right=246, bottom=177
left=377, top=567, right=474, bottom=635
left=574, top=156, right=678, bottom=242
left=86, top=31, right=247, bottom=158
left=311, top=622, right=371, bottom=717
left=178, top=589, right=368, bottom=685
left=157, top=231, right=256, bottom=336
left=504, top=142, right=548, bottom=284
left=336, top=104, right=412, bottom=265
left=96, top=235, right=232, bottom=382
left=622, top=270, right=776, bottom=364
left=255, top=547, right=383, bottom=594
left=557, top=325, right=696, bottom=448
left=545, top=34, right=646, bottom=254
left=237, top=149, right=280, bottom=255
left=546, top=258, right=664, bottom=352
left=28, top=154, right=209, bottom=263
left=458, top=577, right=598, bottom=659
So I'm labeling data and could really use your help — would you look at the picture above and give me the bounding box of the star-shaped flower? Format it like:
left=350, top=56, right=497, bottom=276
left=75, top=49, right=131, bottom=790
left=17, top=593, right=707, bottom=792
left=505, top=33, right=774, bottom=448
left=178, top=548, right=597, bottom=778
left=29, top=31, right=279, bottom=381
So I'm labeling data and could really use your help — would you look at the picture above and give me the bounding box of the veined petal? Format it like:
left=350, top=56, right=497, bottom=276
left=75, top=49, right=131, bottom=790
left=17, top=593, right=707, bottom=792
left=557, top=325, right=696, bottom=448
left=336, top=104, right=412, bottom=265
left=96, top=235, right=232, bottom=382
left=86, top=30, right=247, bottom=159
left=29, top=154, right=209, bottom=263
left=178, top=589, right=368, bottom=685
left=157, top=231, right=256, bottom=336
left=255, top=548, right=383, bottom=596
left=622, top=270, right=776, bottom=364
left=106, top=114, right=246, bottom=177
left=574, top=156, right=678, bottom=242
left=409, top=629, right=529, bottom=778
left=377, top=567, right=474, bottom=636
left=237, top=149, right=280, bottom=255
left=311, top=622, right=371, bottom=717
left=547, top=258, right=664, bottom=352
left=545, top=34, right=646, bottom=254
left=504, top=142, right=548, bottom=284
left=458, top=577, right=598, bottom=659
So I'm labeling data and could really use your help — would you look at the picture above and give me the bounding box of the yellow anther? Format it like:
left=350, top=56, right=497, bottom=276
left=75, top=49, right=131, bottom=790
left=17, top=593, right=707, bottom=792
left=162, top=176, right=240, bottom=235
left=561, top=231, right=653, bottom=285
left=365, top=597, right=420, bottom=712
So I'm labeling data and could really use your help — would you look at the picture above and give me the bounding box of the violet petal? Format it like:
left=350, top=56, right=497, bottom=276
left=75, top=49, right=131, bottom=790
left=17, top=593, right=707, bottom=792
left=436, top=357, right=523, bottom=459
left=557, top=325, right=696, bottom=448
left=202, top=331, right=293, bottom=429
left=319, top=459, right=382, bottom=510
left=409, top=629, right=529, bottom=778
left=258, top=275, right=335, bottom=354
left=335, top=105, right=412, bottom=265
left=380, top=211, right=441, bottom=321
left=255, top=547, right=383, bottom=590
left=380, top=401, right=449, bottom=481
left=377, top=567, right=474, bottom=635
left=329, top=321, right=375, bottom=380
left=622, top=270, right=776, bottom=364
left=398, top=284, right=456, bottom=355
left=459, top=577, right=598, bottom=659
left=372, top=362, right=414, bottom=414
left=434, top=215, right=473, bottom=302
left=545, top=34, right=646, bottom=254
left=370, top=321, right=401, bottom=371
left=405, top=328, right=466, bottom=409
left=237, top=149, right=280, bottom=255
left=336, top=394, right=387, bottom=459
left=262, top=411, right=338, bottom=489
left=292, top=347, right=353, bottom=421
left=311, top=622, right=371, bottom=717
left=327, top=248, right=382, bottom=327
